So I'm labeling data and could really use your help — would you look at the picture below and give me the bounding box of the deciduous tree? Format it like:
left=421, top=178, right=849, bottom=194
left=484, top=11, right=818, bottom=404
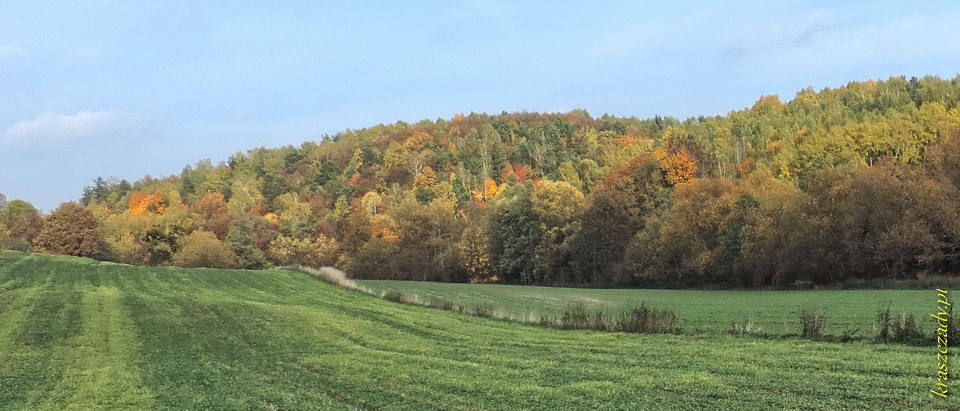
left=128, top=192, right=166, bottom=215
left=267, top=234, right=340, bottom=267
left=172, top=230, right=238, bottom=269
left=33, top=203, right=104, bottom=258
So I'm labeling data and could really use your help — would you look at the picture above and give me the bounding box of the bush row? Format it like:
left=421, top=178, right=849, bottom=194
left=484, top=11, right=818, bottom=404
left=380, top=289, right=948, bottom=345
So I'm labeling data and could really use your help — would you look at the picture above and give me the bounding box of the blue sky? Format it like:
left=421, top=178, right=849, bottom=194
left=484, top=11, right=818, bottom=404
left=2, top=0, right=959, bottom=211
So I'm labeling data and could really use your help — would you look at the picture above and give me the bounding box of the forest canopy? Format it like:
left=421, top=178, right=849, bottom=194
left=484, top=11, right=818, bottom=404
left=5, top=75, right=960, bottom=286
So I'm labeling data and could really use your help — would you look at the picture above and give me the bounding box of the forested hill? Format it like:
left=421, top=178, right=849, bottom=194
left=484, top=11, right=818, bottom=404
left=4, top=75, right=960, bottom=286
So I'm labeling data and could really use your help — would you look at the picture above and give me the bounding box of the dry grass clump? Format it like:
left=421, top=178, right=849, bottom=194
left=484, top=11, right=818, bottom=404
left=560, top=300, right=678, bottom=334
left=560, top=301, right=592, bottom=330
left=427, top=298, right=464, bottom=312
left=382, top=290, right=423, bottom=305
left=285, top=265, right=374, bottom=294
left=472, top=304, right=495, bottom=318
left=799, top=309, right=827, bottom=339
left=730, top=318, right=762, bottom=336
left=617, top=303, right=678, bottom=334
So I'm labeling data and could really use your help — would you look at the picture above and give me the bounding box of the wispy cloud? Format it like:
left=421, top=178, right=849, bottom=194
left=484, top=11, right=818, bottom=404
left=713, top=9, right=833, bottom=62
left=0, top=45, right=22, bottom=57
left=0, top=110, right=134, bottom=147
left=767, top=10, right=960, bottom=73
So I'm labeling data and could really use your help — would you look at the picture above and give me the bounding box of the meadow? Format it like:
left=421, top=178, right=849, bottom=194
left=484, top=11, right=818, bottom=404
left=360, top=280, right=932, bottom=337
left=0, top=250, right=947, bottom=409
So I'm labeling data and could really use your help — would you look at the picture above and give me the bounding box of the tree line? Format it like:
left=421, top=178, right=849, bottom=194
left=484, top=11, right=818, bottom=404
left=3, top=75, right=960, bottom=286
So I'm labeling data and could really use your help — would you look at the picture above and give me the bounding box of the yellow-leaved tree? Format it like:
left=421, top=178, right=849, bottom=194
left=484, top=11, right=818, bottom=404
left=458, top=225, right=495, bottom=283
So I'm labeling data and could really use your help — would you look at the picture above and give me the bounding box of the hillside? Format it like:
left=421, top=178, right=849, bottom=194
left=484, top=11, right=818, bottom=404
left=4, top=75, right=960, bottom=288
left=0, top=251, right=941, bottom=409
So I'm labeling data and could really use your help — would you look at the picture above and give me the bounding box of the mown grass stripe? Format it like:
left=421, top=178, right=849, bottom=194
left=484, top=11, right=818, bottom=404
left=123, top=293, right=349, bottom=409
left=0, top=286, right=40, bottom=406
left=0, top=289, right=84, bottom=408
left=39, top=287, right=155, bottom=409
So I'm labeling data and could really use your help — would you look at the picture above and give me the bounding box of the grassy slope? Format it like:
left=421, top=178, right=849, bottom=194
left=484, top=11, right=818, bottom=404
left=359, top=280, right=933, bottom=336
left=0, top=251, right=947, bottom=409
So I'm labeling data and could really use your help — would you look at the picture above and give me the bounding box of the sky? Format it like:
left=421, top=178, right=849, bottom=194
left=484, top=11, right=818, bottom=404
left=1, top=1, right=960, bottom=211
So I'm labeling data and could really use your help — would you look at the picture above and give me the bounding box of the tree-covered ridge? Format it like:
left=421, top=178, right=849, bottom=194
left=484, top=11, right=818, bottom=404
left=4, top=75, right=960, bottom=286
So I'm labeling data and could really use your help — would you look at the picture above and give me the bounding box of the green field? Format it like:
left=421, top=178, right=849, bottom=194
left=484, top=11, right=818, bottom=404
left=0, top=250, right=949, bottom=409
left=360, top=280, right=933, bottom=337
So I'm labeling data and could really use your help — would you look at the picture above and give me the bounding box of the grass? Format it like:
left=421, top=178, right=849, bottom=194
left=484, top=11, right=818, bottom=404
left=0, top=250, right=950, bottom=409
left=359, top=280, right=935, bottom=337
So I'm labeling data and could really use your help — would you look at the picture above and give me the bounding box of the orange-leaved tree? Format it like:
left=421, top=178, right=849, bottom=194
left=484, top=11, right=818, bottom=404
left=661, top=149, right=698, bottom=185
left=128, top=192, right=166, bottom=215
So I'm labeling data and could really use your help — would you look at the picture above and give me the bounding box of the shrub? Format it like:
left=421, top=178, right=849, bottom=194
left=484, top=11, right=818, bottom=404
left=560, top=300, right=592, bottom=330
left=874, top=305, right=893, bottom=341
left=383, top=290, right=405, bottom=303
left=171, top=230, right=238, bottom=269
left=427, top=298, right=459, bottom=311
left=730, top=318, right=761, bottom=336
left=382, top=290, right=422, bottom=305
left=948, top=314, right=960, bottom=348
left=874, top=305, right=925, bottom=343
left=618, top=303, right=679, bottom=334
left=538, top=315, right=558, bottom=327
left=840, top=329, right=860, bottom=343
left=799, top=309, right=826, bottom=339
left=893, top=315, right=923, bottom=342
left=593, top=309, right=616, bottom=331
left=406, top=293, right=424, bottom=305
left=472, top=304, right=494, bottom=318
left=891, top=314, right=921, bottom=342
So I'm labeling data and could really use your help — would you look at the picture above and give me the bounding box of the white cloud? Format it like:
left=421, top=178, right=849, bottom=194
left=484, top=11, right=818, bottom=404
left=0, top=110, right=131, bottom=146
left=0, top=45, right=22, bottom=57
